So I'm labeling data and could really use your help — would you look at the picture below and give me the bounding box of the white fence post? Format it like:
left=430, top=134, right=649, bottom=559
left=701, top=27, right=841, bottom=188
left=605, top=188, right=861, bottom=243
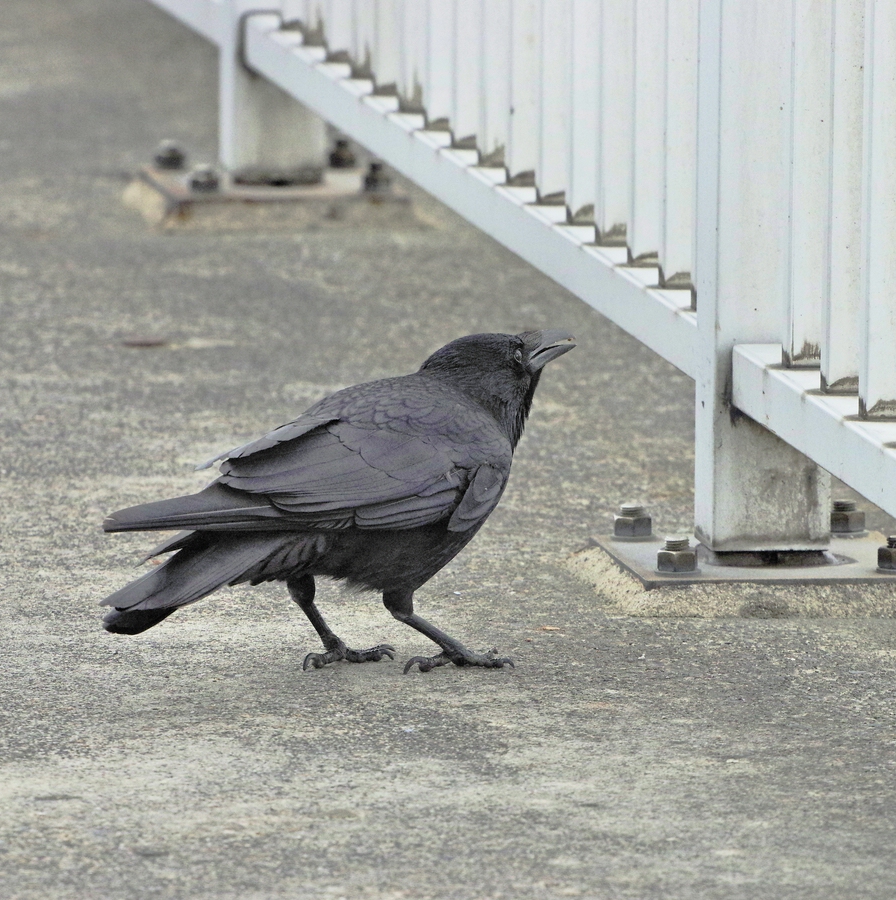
left=823, top=0, right=864, bottom=393
left=508, top=0, right=541, bottom=180
left=693, top=0, right=831, bottom=552
left=595, top=0, right=634, bottom=246
left=219, top=0, right=328, bottom=173
left=630, top=0, right=666, bottom=267
left=860, top=0, right=896, bottom=418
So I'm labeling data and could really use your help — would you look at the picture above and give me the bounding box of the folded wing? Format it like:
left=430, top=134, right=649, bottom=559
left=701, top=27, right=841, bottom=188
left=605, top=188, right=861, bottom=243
left=106, top=408, right=510, bottom=534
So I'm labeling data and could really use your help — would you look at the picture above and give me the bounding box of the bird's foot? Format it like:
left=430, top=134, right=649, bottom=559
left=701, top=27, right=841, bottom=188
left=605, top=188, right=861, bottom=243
left=403, top=648, right=514, bottom=674
left=303, top=642, right=395, bottom=670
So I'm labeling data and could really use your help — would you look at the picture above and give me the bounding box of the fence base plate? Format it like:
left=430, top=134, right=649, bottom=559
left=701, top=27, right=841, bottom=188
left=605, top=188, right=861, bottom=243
left=123, top=166, right=409, bottom=227
left=587, top=533, right=896, bottom=590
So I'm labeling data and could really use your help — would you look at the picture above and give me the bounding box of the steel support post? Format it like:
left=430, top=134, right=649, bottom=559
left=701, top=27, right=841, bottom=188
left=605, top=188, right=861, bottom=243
left=218, top=1, right=327, bottom=173
left=693, top=0, right=831, bottom=552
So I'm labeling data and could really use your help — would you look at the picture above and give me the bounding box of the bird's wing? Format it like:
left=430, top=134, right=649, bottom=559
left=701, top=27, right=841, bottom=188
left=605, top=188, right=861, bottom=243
left=212, top=384, right=512, bottom=530
left=105, top=379, right=512, bottom=535
left=216, top=420, right=467, bottom=529
left=195, top=414, right=339, bottom=470
left=447, top=464, right=508, bottom=532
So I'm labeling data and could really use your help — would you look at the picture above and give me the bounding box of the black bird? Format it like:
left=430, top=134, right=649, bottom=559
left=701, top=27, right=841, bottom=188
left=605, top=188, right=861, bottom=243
left=101, top=329, right=575, bottom=673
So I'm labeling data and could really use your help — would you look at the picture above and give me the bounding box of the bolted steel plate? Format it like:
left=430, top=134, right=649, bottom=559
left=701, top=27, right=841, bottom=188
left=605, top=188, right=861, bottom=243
left=589, top=533, right=896, bottom=590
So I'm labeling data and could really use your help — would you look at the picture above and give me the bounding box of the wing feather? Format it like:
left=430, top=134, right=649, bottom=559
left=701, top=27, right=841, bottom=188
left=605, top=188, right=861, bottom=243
left=187, top=376, right=513, bottom=532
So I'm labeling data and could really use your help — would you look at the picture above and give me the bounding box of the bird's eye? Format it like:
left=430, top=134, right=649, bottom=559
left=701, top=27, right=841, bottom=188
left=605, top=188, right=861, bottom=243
left=514, top=348, right=523, bottom=363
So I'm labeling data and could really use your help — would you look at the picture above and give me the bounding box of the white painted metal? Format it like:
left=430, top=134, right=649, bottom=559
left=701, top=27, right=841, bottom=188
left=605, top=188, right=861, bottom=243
left=321, top=0, right=353, bottom=57
left=860, top=0, right=896, bottom=417
left=596, top=0, right=635, bottom=245
left=536, top=0, right=570, bottom=201
left=693, top=0, right=830, bottom=551
left=479, top=0, right=511, bottom=163
left=823, top=0, right=864, bottom=392
left=453, top=1, right=483, bottom=145
left=507, top=0, right=541, bottom=179
left=567, top=0, right=598, bottom=225
left=240, top=13, right=699, bottom=376
left=398, top=2, right=427, bottom=109
left=786, top=0, right=833, bottom=367
left=373, top=0, right=400, bottom=92
left=663, top=0, right=698, bottom=284
left=425, top=1, right=454, bottom=127
left=351, top=0, right=376, bottom=75
left=629, top=0, right=666, bottom=264
left=219, top=4, right=328, bottom=173
left=733, top=344, right=896, bottom=518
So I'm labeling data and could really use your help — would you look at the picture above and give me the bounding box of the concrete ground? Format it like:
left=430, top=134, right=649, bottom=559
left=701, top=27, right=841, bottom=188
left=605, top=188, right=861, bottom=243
left=2, top=2, right=896, bottom=898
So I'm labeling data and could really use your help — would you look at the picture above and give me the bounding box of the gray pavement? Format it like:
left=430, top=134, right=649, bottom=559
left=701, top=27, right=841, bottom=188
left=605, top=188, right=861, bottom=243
left=2, top=2, right=896, bottom=898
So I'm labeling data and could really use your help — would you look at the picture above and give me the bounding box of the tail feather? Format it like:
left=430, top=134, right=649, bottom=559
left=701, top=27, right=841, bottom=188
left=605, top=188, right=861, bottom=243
left=101, top=533, right=288, bottom=634
left=103, top=482, right=283, bottom=533
left=103, top=606, right=179, bottom=635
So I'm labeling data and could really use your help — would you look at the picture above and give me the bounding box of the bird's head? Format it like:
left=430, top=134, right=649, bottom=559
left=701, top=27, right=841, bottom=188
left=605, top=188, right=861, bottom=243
left=419, top=329, right=576, bottom=446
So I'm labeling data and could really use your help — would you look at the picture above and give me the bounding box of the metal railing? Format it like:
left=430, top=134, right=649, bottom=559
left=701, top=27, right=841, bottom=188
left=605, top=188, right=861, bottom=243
left=144, top=0, right=896, bottom=552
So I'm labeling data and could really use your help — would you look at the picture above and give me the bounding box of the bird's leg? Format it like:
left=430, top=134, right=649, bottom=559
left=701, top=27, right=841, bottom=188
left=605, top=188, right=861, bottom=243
left=383, top=589, right=514, bottom=674
left=288, top=574, right=394, bottom=670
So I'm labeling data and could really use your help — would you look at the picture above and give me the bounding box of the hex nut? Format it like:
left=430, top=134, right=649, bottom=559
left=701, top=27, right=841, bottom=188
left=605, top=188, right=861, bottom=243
left=831, top=499, right=865, bottom=534
left=153, top=139, right=185, bottom=170
left=363, top=161, right=391, bottom=193
left=613, top=503, right=652, bottom=538
left=657, top=535, right=697, bottom=573
left=879, top=537, right=896, bottom=571
left=188, top=165, right=219, bottom=193
left=329, top=138, right=356, bottom=169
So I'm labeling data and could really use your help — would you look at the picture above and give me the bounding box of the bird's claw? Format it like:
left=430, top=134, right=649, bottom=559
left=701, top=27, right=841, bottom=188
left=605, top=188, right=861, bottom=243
left=403, top=649, right=514, bottom=674
left=403, top=652, right=452, bottom=674
left=345, top=644, right=395, bottom=664
left=303, top=643, right=395, bottom=670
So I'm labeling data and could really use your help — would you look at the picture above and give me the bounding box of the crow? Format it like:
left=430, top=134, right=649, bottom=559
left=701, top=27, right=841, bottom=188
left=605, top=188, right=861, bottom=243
left=101, top=329, right=575, bottom=673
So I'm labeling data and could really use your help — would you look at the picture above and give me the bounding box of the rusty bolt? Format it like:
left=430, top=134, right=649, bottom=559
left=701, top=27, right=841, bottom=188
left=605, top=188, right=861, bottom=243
left=657, top=535, right=697, bottom=573
left=878, top=536, right=896, bottom=572
left=153, top=139, right=186, bottom=170
left=188, top=164, right=219, bottom=193
left=613, top=503, right=652, bottom=539
left=329, top=138, right=356, bottom=169
left=831, top=499, right=865, bottom=534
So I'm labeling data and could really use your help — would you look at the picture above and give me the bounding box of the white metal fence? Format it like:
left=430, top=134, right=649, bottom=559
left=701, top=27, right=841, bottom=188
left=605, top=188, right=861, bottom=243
left=145, top=0, right=896, bottom=552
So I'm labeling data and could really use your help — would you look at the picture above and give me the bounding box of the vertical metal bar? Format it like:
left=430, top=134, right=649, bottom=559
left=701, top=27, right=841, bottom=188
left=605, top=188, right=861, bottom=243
left=398, top=1, right=427, bottom=109
left=630, top=0, right=666, bottom=264
left=786, top=0, right=834, bottom=367
left=425, top=0, right=455, bottom=126
left=538, top=0, right=571, bottom=201
left=219, top=2, right=328, bottom=173
left=352, top=0, right=376, bottom=74
left=480, top=0, right=512, bottom=165
left=596, top=0, right=634, bottom=246
left=568, top=0, right=599, bottom=222
left=374, top=0, right=401, bottom=92
left=508, top=0, right=541, bottom=180
left=823, top=0, right=864, bottom=392
left=453, top=0, right=483, bottom=144
left=322, top=0, right=354, bottom=56
left=859, top=0, right=896, bottom=417
left=663, top=0, right=698, bottom=286
left=694, top=0, right=831, bottom=551
left=281, top=0, right=310, bottom=27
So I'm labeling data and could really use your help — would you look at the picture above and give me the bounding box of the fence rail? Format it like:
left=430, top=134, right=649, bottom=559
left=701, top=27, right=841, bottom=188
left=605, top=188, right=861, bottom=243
left=145, top=0, right=896, bottom=550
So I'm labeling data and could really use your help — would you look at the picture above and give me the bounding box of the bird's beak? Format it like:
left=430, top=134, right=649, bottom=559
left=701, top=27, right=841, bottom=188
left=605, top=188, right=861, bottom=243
left=522, top=329, right=577, bottom=372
